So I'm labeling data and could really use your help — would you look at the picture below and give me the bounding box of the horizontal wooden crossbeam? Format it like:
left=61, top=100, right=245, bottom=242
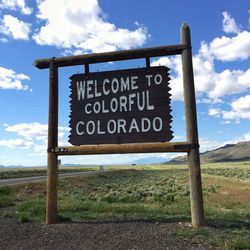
left=34, top=44, right=187, bottom=69
left=50, top=142, right=197, bottom=155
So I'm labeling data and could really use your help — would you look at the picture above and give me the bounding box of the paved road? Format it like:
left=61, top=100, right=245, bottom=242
left=0, top=171, right=100, bottom=186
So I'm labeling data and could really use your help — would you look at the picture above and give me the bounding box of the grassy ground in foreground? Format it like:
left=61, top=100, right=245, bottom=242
left=0, top=162, right=250, bottom=249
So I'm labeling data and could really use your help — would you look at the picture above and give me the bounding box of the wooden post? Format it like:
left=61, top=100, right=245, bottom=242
left=46, top=58, right=58, bottom=224
left=181, top=23, right=204, bottom=227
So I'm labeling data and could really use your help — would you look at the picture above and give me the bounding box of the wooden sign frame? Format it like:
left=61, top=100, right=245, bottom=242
left=34, top=23, right=204, bottom=227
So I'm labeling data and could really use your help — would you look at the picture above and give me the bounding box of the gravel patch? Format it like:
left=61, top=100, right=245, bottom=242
left=0, top=217, right=215, bottom=250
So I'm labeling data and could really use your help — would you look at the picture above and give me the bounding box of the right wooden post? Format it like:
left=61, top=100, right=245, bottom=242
left=181, top=23, right=204, bottom=227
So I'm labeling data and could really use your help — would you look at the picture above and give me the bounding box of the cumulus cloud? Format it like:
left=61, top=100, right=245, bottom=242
left=204, top=11, right=249, bottom=62
left=0, top=138, right=33, bottom=149
left=208, top=68, right=250, bottom=99
left=1, top=122, right=70, bottom=155
left=208, top=108, right=221, bottom=118
left=32, top=0, right=148, bottom=54
left=199, top=138, right=221, bottom=153
left=151, top=11, right=250, bottom=103
left=222, top=11, right=241, bottom=34
left=208, top=31, right=250, bottom=61
left=0, top=0, right=32, bottom=15
left=243, top=132, right=250, bottom=141
left=5, top=122, right=69, bottom=141
left=0, top=66, right=30, bottom=90
left=208, top=95, right=250, bottom=121
left=0, top=15, right=31, bottom=40
left=152, top=54, right=250, bottom=102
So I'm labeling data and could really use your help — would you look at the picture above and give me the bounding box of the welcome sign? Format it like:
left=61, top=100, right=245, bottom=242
left=69, top=66, right=173, bottom=145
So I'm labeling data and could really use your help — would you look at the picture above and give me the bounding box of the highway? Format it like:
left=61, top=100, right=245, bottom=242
left=0, top=171, right=99, bottom=186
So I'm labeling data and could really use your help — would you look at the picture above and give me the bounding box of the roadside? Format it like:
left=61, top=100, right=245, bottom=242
left=0, top=167, right=98, bottom=180
left=0, top=171, right=99, bottom=186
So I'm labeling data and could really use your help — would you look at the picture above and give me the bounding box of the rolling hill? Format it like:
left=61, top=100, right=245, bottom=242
left=169, top=141, right=250, bottom=163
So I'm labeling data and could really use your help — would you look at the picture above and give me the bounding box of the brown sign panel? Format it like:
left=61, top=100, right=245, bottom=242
left=69, top=66, right=173, bottom=145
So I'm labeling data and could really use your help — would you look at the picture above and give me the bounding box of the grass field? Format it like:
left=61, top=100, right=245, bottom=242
left=0, top=162, right=250, bottom=249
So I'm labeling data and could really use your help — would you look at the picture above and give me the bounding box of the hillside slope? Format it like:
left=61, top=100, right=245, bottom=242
left=169, top=141, right=250, bottom=163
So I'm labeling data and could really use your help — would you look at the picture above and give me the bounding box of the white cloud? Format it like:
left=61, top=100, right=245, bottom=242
left=249, top=10, right=250, bottom=27
left=208, top=69, right=250, bottom=99
left=0, top=15, right=31, bottom=40
left=206, top=11, right=250, bottom=61
left=231, top=95, right=250, bottom=112
left=33, top=0, right=148, bottom=54
left=28, top=144, right=47, bottom=156
left=0, top=0, right=32, bottom=15
left=223, top=95, right=250, bottom=120
left=209, top=31, right=250, bottom=61
left=222, top=11, right=241, bottom=34
left=151, top=12, right=250, bottom=103
left=208, top=95, right=250, bottom=121
left=152, top=53, right=250, bottom=102
left=5, top=122, right=69, bottom=141
left=0, top=66, right=30, bottom=90
left=243, top=132, right=250, bottom=141
left=193, top=134, right=250, bottom=154
left=222, top=132, right=250, bottom=145
left=199, top=12, right=250, bottom=63
left=1, top=122, right=70, bottom=156
left=0, top=37, right=8, bottom=43
left=199, top=138, right=222, bottom=153
left=0, top=138, right=33, bottom=149
left=208, top=108, right=221, bottom=118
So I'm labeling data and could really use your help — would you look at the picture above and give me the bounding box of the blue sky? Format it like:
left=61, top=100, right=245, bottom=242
left=0, top=0, right=249, bottom=166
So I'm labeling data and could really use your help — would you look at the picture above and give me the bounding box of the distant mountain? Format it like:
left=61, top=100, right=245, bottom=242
left=63, top=163, right=82, bottom=167
left=132, top=156, right=166, bottom=165
left=169, top=141, right=250, bottom=164
left=0, top=165, right=24, bottom=168
left=63, top=164, right=98, bottom=167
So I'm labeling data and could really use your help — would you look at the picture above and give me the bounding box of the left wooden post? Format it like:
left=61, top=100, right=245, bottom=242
left=46, top=58, right=58, bottom=224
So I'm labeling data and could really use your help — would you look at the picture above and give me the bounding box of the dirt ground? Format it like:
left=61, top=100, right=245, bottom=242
left=0, top=217, right=216, bottom=250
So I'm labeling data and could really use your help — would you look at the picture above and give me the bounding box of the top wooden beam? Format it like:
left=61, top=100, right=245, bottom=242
left=34, top=44, right=187, bottom=69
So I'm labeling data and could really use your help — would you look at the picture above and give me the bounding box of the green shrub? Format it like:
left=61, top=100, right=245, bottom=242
left=0, top=186, right=11, bottom=196
left=227, top=239, right=250, bottom=250
left=0, top=186, right=14, bottom=207
left=204, top=185, right=217, bottom=195
left=16, top=198, right=45, bottom=222
left=0, top=196, right=14, bottom=207
left=101, top=191, right=119, bottom=203
left=163, top=193, right=175, bottom=203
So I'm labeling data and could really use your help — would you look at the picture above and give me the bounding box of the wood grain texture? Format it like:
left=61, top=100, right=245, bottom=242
left=46, top=60, right=58, bottom=224
left=55, top=142, right=192, bottom=155
left=34, top=44, right=187, bottom=69
left=181, top=23, right=204, bottom=227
